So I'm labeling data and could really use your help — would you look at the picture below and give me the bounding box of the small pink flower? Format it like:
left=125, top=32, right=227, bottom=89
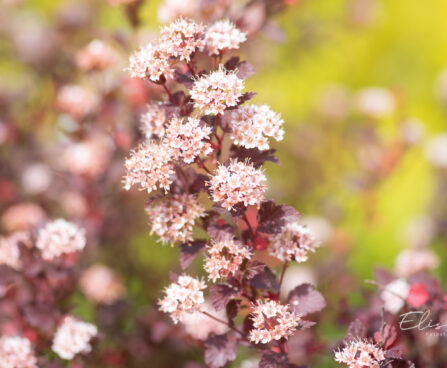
left=159, top=18, right=205, bottom=61
left=248, top=300, right=300, bottom=344
left=57, top=85, right=99, bottom=120
left=76, top=39, right=117, bottom=71
left=80, top=264, right=125, bottom=305
left=269, top=222, right=320, bottom=263
left=52, top=316, right=97, bottom=360
left=123, top=142, right=174, bottom=193
left=128, top=43, right=173, bottom=82
left=190, top=68, right=244, bottom=115
left=230, top=104, right=284, bottom=150
left=205, top=20, right=247, bottom=55
left=209, top=160, right=266, bottom=211
left=146, top=193, right=206, bottom=245
left=140, top=103, right=167, bottom=139
left=2, top=203, right=46, bottom=232
left=0, top=336, right=37, bottom=368
left=163, top=116, right=212, bottom=163
left=159, top=275, right=206, bottom=323
left=0, top=232, right=31, bottom=271
left=335, top=339, right=385, bottom=368
left=205, top=235, right=252, bottom=282
left=36, top=219, right=86, bottom=261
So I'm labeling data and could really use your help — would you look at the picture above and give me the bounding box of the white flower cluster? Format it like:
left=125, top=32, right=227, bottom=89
left=0, top=336, right=37, bottom=368
left=249, top=300, right=300, bottom=344
left=205, top=235, right=252, bottom=281
left=230, top=104, right=284, bottom=150
left=36, top=219, right=86, bottom=261
left=394, top=248, right=439, bottom=278
left=335, top=339, right=385, bottom=368
left=52, top=316, right=97, bottom=360
left=380, top=278, right=410, bottom=314
left=269, top=222, right=320, bottom=263
left=158, top=275, right=206, bottom=323
left=146, top=193, right=206, bottom=245
left=205, top=20, right=247, bottom=55
left=209, top=160, right=267, bottom=210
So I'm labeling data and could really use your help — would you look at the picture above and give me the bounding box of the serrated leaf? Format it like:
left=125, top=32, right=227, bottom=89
left=229, top=146, right=279, bottom=169
left=259, top=351, right=289, bottom=368
left=204, top=333, right=238, bottom=368
left=257, top=201, right=299, bottom=234
left=236, top=61, right=256, bottom=79
left=180, top=241, right=206, bottom=270
left=250, top=266, right=279, bottom=292
left=210, top=284, right=240, bottom=311
left=288, top=283, right=326, bottom=316
left=346, top=319, right=367, bottom=342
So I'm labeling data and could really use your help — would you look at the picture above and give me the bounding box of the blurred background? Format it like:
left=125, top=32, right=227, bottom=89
left=1, top=0, right=447, bottom=366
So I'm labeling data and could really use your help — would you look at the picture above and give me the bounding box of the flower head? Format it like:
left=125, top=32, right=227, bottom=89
left=80, top=264, right=125, bottom=305
left=123, top=142, right=174, bottom=193
left=36, top=219, right=86, bottom=261
left=0, top=232, right=31, bottom=271
left=356, top=87, right=395, bottom=118
left=158, top=275, right=206, bottom=323
left=164, top=116, right=212, bottom=163
left=248, top=300, right=300, bottom=344
left=395, top=248, right=439, bottom=278
left=230, top=104, right=284, bottom=150
left=57, top=85, right=99, bottom=120
left=76, top=39, right=117, bottom=71
left=205, top=235, right=251, bottom=282
left=128, top=43, right=173, bottom=82
left=146, top=193, right=205, bottom=245
left=2, top=203, right=46, bottom=232
left=159, top=18, right=205, bottom=61
left=380, top=278, right=410, bottom=314
left=0, top=336, right=37, bottom=368
left=205, top=20, right=247, bottom=55
left=269, top=222, right=320, bottom=263
left=52, top=316, right=97, bottom=360
left=335, top=339, right=385, bottom=368
left=140, top=103, right=167, bottom=139
left=190, top=69, right=244, bottom=115
left=209, top=160, right=266, bottom=210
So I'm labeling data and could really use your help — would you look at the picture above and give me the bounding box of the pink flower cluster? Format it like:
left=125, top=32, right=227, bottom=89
left=249, top=300, right=300, bottom=344
left=394, top=248, right=439, bottom=277
left=123, top=142, right=174, bottom=193
left=52, top=316, right=98, bottom=360
left=158, top=275, right=206, bottom=323
left=190, top=69, right=244, bottom=115
left=269, top=222, right=320, bottom=263
left=140, top=103, right=167, bottom=139
left=230, top=104, right=284, bottom=150
left=57, top=85, right=99, bottom=120
left=205, top=235, right=252, bottom=281
left=76, top=39, right=117, bottom=72
left=146, top=194, right=206, bottom=245
left=80, top=264, right=125, bottom=305
left=0, top=336, right=37, bottom=368
left=335, top=340, right=385, bottom=368
left=0, top=232, right=30, bottom=271
left=36, top=219, right=86, bottom=261
left=205, top=20, right=247, bottom=55
left=209, top=160, right=267, bottom=210
left=164, top=116, right=213, bottom=163
left=128, top=43, right=173, bottom=82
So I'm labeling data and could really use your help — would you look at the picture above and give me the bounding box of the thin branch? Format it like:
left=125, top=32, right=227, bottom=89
left=201, top=311, right=248, bottom=340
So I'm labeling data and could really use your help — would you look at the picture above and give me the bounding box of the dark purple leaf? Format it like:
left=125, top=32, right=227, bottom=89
left=236, top=61, right=255, bottom=79
left=236, top=92, right=257, bottom=106
left=288, top=284, right=326, bottom=316
left=210, top=284, right=241, bottom=311
left=23, top=304, right=56, bottom=331
left=204, top=333, right=238, bottom=368
left=385, top=346, right=403, bottom=359
left=224, top=56, right=240, bottom=71
left=250, top=265, right=279, bottom=292
left=180, top=240, right=206, bottom=270
left=346, top=319, right=367, bottom=342
left=226, top=299, right=240, bottom=322
left=257, top=201, right=299, bottom=234
left=259, top=351, right=289, bottom=368
left=169, top=272, right=179, bottom=283
left=374, top=324, right=397, bottom=349
left=207, top=221, right=235, bottom=242
left=245, top=260, right=267, bottom=280
left=171, top=166, right=209, bottom=194
left=0, top=265, right=18, bottom=286
left=144, top=194, right=164, bottom=208
left=174, top=70, right=194, bottom=89
left=229, top=146, right=279, bottom=168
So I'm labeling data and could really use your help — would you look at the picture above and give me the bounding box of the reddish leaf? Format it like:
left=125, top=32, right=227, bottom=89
left=204, top=333, right=238, bottom=368
left=407, top=283, right=430, bottom=308
left=229, top=146, right=279, bottom=169
left=346, top=319, right=367, bottom=342
left=257, top=201, right=299, bottom=234
left=259, top=351, right=289, bottom=368
left=210, top=284, right=240, bottom=311
left=180, top=240, right=206, bottom=270
left=236, top=61, right=255, bottom=79
left=374, top=324, right=397, bottom=349
left=288, top=283, right=326, bottom=316
left=254, top=235, right=269, bottom=250
left=250, top=266, right=279, bottom=292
